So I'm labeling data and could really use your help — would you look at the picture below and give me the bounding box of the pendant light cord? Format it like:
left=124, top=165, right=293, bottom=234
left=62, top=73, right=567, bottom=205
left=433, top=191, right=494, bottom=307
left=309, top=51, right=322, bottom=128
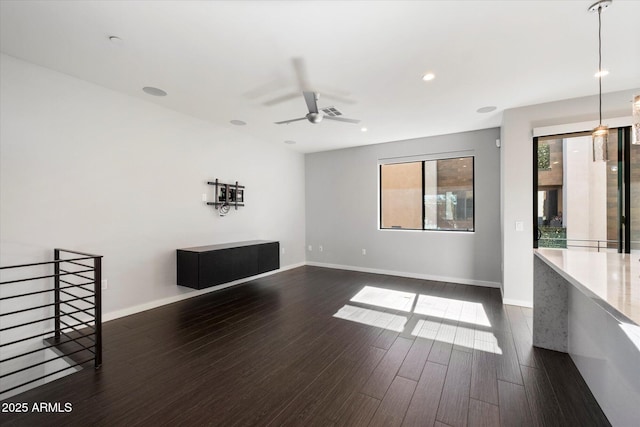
left=598, top=5, right=603, bottom=125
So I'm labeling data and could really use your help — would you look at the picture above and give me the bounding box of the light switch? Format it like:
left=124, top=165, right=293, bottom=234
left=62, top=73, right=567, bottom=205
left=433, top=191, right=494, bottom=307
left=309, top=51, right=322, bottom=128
left=515, top=221, right=524, bottom=232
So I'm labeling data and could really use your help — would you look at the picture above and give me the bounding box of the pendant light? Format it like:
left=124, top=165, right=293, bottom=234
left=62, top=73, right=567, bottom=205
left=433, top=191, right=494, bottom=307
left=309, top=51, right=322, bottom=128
left=589, top=0, right=612, bottom=162
left=633, top=94, right=640, bottom=145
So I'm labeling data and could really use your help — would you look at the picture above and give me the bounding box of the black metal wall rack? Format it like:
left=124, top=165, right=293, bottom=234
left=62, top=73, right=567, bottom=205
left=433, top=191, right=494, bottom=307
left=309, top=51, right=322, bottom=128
left=206, top=179, right=245, bottom=210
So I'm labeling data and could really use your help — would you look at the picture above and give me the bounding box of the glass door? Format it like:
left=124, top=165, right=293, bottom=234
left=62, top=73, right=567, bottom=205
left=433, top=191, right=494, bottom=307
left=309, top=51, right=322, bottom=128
left=533, top=128, right=632, bottom=252
left=627, top=130, right=640, bottom=252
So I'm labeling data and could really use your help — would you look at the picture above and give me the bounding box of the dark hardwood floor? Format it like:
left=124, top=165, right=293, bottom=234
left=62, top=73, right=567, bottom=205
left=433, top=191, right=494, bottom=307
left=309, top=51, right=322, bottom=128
left=1, top=266, right=610, bottom=426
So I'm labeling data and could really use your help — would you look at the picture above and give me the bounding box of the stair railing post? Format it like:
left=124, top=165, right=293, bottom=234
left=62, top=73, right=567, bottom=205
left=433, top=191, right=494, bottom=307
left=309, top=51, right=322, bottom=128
left=54, top=248, right=61, bottom=343
left=94, top=256, right=102, bottom=369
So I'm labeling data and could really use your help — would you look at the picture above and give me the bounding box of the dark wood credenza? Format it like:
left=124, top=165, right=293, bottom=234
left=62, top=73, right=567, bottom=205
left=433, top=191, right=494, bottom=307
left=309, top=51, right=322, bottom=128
left=177, top=240, right=280, bottom=289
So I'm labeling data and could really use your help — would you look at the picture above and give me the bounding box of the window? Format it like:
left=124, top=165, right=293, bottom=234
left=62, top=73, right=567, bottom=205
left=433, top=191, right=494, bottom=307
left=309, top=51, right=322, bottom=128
left=380, top=157, right=474, bottom=231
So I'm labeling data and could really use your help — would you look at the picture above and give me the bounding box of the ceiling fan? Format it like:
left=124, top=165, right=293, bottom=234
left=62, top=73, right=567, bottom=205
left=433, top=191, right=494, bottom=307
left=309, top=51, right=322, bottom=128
left=275, top=91, right=360, bottom=125
left=261, top=57, right=355, bottom=106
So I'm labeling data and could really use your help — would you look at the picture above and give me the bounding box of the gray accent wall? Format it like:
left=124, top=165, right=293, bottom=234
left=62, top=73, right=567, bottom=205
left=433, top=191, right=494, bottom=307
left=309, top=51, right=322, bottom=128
left=305, top=128, right=501, bottom=287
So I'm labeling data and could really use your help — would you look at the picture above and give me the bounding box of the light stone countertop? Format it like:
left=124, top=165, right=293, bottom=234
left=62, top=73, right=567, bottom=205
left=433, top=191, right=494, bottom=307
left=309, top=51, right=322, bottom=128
left=535, top=248, right=640, bottom=325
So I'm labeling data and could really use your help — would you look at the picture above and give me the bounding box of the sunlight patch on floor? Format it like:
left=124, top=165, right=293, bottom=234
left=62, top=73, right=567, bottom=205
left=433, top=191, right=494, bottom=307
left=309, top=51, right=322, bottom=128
left=350, top=286, right=415, bottom=312
left=334, top=285, right=503, bottom=354
left=410, top=319, right=502, bottom=354
left=413, top=295, right=491, bottom=327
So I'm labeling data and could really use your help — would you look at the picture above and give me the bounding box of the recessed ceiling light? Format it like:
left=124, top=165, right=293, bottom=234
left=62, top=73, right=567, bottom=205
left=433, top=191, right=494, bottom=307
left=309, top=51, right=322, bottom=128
left=594, top=69, right=609, bottom=78
left=422, top=73, right=435, bottom=81
left=477, top=106, right=497, bottom=113
left=361, top=127, right=368, bottom=132
left=142, top=86, right=167, bottom=97
left=284, top=140, right=296, bottom=145
left=553, top=161, right=559, bottom=164
left=230, top=120, right=246, bottom=126
left=108, top=35, right=122, bottom=43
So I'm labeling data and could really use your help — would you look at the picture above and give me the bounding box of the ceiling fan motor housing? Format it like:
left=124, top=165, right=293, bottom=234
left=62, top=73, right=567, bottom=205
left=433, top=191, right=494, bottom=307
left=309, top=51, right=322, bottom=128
left=306, top=112, right=323, bottom=123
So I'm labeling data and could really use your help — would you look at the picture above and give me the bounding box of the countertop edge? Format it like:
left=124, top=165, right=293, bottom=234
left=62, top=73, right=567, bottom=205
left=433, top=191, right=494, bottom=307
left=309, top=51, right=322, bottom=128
left=534, top=249, right=637, bottom=326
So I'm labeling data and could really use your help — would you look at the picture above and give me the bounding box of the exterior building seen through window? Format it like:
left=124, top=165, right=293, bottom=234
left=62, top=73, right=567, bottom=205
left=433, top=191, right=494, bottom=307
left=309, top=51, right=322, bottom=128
left=380, top=157, right=474, bottom=231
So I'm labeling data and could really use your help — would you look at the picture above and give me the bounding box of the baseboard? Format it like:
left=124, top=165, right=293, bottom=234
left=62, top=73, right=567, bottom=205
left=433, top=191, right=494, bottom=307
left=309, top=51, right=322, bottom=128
left=102, top=262, right=306, bottom=323
left=305, top=261, right=501, bottom=289
left=502, top=298, right=533, bottom=308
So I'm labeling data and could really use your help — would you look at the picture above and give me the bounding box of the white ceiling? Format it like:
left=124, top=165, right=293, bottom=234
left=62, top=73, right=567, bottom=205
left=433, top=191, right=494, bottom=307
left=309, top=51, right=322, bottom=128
left=1, top=1, right=639, bottom=153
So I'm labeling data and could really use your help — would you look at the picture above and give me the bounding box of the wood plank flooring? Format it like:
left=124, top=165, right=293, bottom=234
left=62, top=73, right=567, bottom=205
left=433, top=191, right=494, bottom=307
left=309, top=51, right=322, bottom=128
left=1, top=266, right=610, bottom=426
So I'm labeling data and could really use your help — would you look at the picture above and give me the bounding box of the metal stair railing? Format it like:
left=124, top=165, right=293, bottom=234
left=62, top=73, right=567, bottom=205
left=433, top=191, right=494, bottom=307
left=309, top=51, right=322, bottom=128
left=0, top=249, right=102, bottom=399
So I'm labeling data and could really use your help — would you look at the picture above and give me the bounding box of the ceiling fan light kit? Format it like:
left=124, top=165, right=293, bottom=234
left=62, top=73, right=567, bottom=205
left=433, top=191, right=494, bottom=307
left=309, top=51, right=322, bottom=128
left=275, top=91, right=360, bottom=125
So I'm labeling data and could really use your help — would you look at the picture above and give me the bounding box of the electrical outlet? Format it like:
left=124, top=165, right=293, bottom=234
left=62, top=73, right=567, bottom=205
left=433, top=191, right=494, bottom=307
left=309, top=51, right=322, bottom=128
left=101, top=279, right=108, bottom=290
left=319, top=245, right=323, bottom=252
left=308, top=245, right=312, bottom=251
left=362, top=249, right=366, bottom=255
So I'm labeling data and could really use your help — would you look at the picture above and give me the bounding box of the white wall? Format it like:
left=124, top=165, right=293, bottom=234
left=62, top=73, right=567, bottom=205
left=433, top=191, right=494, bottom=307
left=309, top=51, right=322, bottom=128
left=501, top=88, right=638, bottom=306
left=305, top=128, right=501, bottom=287
left=0, top=54, right=306, bottom=318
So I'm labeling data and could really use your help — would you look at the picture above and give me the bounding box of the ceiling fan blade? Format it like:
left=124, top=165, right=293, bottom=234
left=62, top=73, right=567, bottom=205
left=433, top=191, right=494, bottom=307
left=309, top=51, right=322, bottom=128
left=303, top=91, right=319, bottom=114
left=319, top=92, right=356, bottom=105
left=274, top=117, right=307, bottom=125
left=244, top=76, right=288, bottom=100
left=263, top=92, right=300, bottom=106
left=323, top=116, right=361, bottom=124
left=292, top=57, right=311, bottom=91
